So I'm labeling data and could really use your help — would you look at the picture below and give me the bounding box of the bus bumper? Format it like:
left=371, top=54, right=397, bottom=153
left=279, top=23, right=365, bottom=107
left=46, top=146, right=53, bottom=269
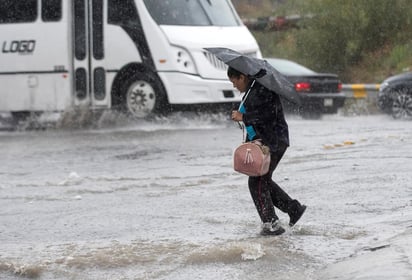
left=158, top=72, right=241, bottom=104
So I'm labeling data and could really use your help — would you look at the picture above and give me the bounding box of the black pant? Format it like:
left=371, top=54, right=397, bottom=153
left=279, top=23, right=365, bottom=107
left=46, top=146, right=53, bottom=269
left=248, top=142, right=298, bottom=223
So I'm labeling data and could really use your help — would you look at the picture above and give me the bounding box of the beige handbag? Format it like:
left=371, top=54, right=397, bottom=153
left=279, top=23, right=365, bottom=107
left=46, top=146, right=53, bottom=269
left=233, top=140, right=271, bottom=176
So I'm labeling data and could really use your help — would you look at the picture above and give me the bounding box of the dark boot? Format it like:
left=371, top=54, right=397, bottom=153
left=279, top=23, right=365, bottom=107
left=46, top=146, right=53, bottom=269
left=260, top=220, right=285, bottom=236
left=288, top=202, right=307, bottom=227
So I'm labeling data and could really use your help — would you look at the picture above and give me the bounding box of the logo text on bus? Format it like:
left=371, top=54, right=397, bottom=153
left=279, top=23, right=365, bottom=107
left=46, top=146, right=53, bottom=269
left=2, top=40, right=36, bottom=54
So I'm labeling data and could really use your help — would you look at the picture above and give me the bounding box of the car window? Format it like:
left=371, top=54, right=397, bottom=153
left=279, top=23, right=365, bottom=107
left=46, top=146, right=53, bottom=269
left=266, top=58, right=316, bottom=76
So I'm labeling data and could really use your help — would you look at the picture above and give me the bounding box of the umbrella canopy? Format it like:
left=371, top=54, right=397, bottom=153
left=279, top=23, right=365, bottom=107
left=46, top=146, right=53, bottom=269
left=204, top=47, right=301, bottom=105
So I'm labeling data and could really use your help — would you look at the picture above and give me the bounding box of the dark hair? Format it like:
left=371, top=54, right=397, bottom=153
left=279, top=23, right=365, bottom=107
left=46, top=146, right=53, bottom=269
left=227, top=66, right=244, bottom=78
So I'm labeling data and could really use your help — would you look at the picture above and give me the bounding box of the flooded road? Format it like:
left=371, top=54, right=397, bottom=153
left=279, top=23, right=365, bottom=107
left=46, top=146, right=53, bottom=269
left=1, top=113, right=411, bottom=279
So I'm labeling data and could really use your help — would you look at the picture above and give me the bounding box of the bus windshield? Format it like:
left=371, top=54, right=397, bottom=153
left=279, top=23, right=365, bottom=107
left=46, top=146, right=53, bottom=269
left=143, top=0, right=241, bottom=26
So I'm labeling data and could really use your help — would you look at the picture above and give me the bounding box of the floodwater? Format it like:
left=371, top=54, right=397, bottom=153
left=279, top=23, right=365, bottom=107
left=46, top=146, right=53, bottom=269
left=0, top=112, right=411, bottom=279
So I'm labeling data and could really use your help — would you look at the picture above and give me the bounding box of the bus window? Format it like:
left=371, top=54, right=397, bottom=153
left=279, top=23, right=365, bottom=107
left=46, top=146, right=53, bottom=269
left=42, top=0, right=62, bottom=22
left=0, top=0, right=37, bottom=23
left=76, top=68, right=87, bottom=99
left=142, top=0, right=240, bottom=26
left=74, top=0, right=86, bottom=61
left=94, top=67, right=106, bottom=100
left=92, top=0, right=104, bottom=59
left=199, top=0, right=241, bottom=26
left=108, top=0, right=138, bottom=26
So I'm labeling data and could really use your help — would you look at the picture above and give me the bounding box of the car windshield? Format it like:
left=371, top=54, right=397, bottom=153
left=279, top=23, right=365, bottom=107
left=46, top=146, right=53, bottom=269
left=143, top=0, right=240, bottom=26
left=266, top=58, right=316, bottom=76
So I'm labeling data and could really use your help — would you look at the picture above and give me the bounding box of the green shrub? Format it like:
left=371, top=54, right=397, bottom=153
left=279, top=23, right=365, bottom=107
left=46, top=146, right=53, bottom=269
left=293, top=0, right=411, bottom=76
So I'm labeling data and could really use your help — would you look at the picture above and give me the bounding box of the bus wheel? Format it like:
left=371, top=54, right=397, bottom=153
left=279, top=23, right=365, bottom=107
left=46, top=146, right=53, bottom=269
left=119, top=74, right=168, bottom=119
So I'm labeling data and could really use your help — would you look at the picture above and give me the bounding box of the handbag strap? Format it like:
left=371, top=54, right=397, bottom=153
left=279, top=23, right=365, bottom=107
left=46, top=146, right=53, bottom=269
left=238, top=79, right=256, bottom=111
left=238, top=79, right=256, bottom=142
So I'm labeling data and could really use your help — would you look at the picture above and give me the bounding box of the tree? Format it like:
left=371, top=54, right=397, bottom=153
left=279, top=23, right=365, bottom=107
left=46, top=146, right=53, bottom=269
left=295, top=0, right=410, bottom=76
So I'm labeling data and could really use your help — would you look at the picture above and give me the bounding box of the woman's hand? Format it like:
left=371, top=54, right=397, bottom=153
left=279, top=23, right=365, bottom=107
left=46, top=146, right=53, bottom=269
left=231, top=110, right=243, bottom=122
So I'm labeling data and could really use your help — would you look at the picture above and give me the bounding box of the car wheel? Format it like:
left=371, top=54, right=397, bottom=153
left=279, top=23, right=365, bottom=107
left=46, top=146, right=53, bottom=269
left=391, top=88, right=412, bottom=119
left=377, top=92, right=393, bottom=114
left=118, top=73, right=169, bottom=119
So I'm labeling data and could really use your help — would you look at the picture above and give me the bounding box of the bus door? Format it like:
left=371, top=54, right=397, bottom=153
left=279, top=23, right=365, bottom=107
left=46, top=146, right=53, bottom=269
left=72, top=0, right=106, bottom=108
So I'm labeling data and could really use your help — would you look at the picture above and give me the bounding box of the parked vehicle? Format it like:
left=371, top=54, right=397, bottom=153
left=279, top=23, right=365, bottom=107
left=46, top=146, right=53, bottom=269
left=0, top=0, right=260, bottom=121
left=265, top=58, right=345, bottom=118
left=377, top=72, right=412, bottom=119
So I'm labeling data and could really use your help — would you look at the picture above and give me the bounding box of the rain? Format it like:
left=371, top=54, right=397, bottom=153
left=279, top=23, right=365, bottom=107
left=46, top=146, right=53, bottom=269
left=1, top=1, right=412, bottom=279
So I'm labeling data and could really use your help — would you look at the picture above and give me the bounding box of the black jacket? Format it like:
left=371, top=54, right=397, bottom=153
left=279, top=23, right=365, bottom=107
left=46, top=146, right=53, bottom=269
left=242, top=81, right=289, bottom=152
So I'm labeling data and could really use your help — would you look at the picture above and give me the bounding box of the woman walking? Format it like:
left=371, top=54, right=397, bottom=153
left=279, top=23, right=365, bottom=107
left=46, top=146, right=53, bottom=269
left=228, top=66, right=306, bottom=236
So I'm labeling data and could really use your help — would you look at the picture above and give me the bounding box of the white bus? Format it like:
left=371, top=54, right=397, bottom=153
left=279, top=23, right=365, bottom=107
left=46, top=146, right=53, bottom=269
left=0, top=0, right=261, bottom=120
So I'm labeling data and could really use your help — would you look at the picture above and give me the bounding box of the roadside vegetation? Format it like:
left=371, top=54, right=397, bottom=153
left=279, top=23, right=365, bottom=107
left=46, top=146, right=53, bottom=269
left=233, top=0, right=412, bottom=83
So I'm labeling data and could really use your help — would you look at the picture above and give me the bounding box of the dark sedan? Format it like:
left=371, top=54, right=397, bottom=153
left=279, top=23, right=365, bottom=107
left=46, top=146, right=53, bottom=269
left=265, top=58, right=345, bottom=118
left=377, top=72, right=412, bottom=119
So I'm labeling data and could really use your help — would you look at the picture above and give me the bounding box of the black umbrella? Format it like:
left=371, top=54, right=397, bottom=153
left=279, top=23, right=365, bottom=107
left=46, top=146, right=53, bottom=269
left=204, top=47, right=301, bottom=105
